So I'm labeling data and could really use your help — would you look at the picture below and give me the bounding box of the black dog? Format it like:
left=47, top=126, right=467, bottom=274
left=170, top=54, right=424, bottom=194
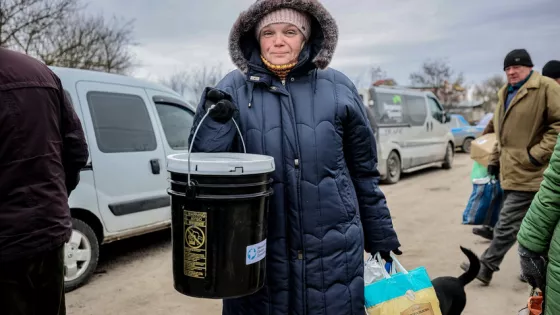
left=432, top=246, right=480, bottom=315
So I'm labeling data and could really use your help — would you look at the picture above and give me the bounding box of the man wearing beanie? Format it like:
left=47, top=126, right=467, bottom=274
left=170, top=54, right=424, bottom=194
left=543, top=60, right=560, bottom=84
left=462, top=48, right=560, bottom=286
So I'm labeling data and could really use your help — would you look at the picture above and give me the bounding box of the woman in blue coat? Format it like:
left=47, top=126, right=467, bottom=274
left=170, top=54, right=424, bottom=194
left=189, top=0, right=401, bottom=314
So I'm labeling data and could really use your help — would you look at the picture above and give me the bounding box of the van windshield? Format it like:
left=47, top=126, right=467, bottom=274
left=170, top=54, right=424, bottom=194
left=370, top=91, right=406, bottom=125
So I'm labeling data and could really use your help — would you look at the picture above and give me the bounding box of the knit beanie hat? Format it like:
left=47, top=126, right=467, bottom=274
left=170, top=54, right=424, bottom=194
left=504, top=49, right=534, bottom=70
left=255, top=8, right=311, bottom=40
left=543, top=60, right=560, bottom=79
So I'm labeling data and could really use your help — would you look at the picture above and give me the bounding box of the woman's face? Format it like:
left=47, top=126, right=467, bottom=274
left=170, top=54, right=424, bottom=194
left=259, top=23, right=305, bottom=65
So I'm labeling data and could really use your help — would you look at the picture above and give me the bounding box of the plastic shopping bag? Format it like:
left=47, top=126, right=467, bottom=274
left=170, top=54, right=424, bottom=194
left=461, top=176, right=503, bottom=226
left=470, top=161, right=488, bottom=181
left=365, top=253, right=442, bottom=315
left=518, top=290, right=543, bottom=315
left=364, top=253, right=389, bottom=285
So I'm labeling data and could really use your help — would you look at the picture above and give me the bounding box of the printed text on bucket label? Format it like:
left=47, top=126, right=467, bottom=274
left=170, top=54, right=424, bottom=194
left=246, top=239, right=267, bottom=265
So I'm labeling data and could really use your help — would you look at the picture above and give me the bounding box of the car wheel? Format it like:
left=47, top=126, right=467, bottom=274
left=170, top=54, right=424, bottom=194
left=64, top=218, right=99, bottom=292
left=382, top=151, right=401, bottom=184
left=442, top=142, right=454, bottom=169
left=462, top=137, right=474, bottom=153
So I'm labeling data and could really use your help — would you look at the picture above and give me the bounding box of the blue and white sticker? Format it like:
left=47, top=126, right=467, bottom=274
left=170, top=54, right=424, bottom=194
left=246, top=239, right=267, bottom=265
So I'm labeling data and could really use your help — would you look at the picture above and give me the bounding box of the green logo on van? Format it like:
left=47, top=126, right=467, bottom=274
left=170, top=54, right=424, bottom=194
left=392, top=95, right=402, bottom=104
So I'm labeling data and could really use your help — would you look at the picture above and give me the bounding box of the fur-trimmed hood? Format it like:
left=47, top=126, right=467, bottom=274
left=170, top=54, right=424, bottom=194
left=228, top=0, right=338, bottom=73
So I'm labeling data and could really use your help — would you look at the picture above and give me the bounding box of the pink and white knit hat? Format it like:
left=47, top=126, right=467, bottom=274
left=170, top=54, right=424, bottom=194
left=255, top=8, right=311, bottom=40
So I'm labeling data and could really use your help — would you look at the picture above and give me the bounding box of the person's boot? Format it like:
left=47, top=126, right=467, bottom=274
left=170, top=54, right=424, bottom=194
left=460, top=261, right=493, bottom=285
left=472, top=225, right=494, bottom=240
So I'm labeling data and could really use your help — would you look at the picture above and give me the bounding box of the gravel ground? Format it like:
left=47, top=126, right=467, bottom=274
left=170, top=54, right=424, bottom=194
left=66, top=154, right=530, bottom=314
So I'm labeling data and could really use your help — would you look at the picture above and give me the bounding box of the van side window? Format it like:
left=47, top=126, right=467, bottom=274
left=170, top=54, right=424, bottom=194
left=155, top=103, right=194, bottom=150
left=87, top=92, right=157, bottom=153
left=372, top=92, right=405, bottom=124
left=427, top=97, right=444, bottom=121
left=403, top=96, right=427, bottom=126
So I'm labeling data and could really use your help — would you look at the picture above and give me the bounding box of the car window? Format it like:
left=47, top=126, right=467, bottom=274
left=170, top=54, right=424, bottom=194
left=458, top=116, right=470, bottom=126
left=476, top=113, right=493, bottom=128
left=87, top=91, right=157, bottom=153
left=427, top=97, right=444, bottom=121
left=403, top=95, right=427, bottom=126
left=372, top=92, right=406, bottom=124
left=155, top=103, right=194, bottom=150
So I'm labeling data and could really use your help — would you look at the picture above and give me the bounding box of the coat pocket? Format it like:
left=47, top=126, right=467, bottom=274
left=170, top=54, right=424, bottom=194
left=335, top=172, right=358, bottom=219
left=507, top=148, right=540, bottom=171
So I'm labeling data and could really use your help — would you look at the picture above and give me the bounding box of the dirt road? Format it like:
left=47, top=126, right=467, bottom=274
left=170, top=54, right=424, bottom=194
left=67, top=154, right=530, bottom=314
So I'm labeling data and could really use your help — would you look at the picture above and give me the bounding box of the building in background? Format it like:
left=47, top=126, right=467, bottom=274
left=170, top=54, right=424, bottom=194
left=446, top=101, right=486, bottom=124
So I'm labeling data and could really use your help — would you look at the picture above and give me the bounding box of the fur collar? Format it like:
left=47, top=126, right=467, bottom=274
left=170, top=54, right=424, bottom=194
left=228, top=0, right=338, bottom=73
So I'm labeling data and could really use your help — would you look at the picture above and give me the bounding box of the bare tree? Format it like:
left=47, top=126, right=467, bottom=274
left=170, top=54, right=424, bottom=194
left=1, top=0, right=136, bottom=74
left=354, top=65, right=398, bottom=88
left=29, top=14, right=136, bottom=74
left=474, top=74, right=506, bottom=112
left=161, top=64, right=226, bottom=104
left=409, top=58, right=466, bottom=108
left=0, top=0, right=78, bottom=48
left=369, top=65, right=387, bottom=83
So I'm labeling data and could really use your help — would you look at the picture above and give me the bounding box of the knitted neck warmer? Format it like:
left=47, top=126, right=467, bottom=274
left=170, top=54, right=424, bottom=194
left=261, top=55, right=297, bottom=81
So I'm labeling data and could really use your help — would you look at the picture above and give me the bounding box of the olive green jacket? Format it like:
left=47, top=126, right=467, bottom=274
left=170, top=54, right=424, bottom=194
left=489, top=72, right=560, bottom=191
left=518, top=135, right=560, bottom=315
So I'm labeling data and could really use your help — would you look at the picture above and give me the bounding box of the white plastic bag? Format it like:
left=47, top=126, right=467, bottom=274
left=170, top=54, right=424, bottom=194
left=364, top=253, right=390, bottom=285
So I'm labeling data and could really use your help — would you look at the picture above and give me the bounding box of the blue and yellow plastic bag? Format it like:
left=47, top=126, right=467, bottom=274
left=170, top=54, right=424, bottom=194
left=365, top=254, right=442, bottom=315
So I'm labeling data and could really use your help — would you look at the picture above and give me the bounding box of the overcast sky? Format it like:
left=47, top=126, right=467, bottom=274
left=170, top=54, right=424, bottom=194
left=89, top=0, right=559, bottom=89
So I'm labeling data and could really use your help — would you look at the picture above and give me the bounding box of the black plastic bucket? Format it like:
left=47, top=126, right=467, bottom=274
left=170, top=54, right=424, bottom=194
left=167, top=151, right=275, bottom=299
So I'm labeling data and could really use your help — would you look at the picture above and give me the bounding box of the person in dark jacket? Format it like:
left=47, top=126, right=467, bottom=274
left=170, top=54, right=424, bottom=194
left=543, top=60, right=560, bottom=84
left=0, top=48, right=89, bottom=315
left=188, top=1, right=401, bottom=314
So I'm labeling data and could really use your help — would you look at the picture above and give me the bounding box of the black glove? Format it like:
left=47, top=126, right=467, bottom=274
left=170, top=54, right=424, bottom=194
left=380, top=248, right=402, bottom=262
left=204, top=88, right=236, bottom=124
left=487, top=164, right=499, bottom=177
left=519, top=245, right=547, bottom=292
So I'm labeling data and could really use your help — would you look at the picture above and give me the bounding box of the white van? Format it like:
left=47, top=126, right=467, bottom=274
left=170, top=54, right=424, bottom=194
left=50, top=67, right=196, bottom=291
left=359, top=86, right=455, bottom=184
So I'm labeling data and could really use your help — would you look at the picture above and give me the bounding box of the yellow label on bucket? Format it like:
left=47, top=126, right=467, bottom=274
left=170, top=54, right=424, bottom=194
left=184, top=210, right=207, bottom=279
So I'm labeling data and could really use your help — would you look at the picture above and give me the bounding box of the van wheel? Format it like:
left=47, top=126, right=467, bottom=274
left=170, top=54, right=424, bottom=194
left=442, top=142, right=454, bottom=169
left=382, top=151, right=401, bottom=184
left=64, top=218, right=99, bottom=292
left=462, top=138, right=474, bottom=153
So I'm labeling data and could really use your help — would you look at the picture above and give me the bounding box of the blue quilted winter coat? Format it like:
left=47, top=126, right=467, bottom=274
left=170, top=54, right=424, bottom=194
left=188, top=1, right=400, bottom=314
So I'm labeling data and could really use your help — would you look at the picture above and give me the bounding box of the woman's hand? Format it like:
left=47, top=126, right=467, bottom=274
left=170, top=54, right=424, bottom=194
left=204, top=88, right=237, bottom=123
left=379, top=248, right=402, bottom=262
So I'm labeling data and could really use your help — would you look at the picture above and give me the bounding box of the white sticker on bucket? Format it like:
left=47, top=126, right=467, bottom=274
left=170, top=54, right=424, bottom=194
left=246, top=239, right=267, bottom=265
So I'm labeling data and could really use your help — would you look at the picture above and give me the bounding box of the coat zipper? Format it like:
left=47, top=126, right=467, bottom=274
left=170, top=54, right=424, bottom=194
left=284, top=77, right=307, bottom=315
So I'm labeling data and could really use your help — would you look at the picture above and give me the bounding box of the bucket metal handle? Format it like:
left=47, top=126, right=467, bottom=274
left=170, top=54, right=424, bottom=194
left=187, top=104, right=247, bottom=187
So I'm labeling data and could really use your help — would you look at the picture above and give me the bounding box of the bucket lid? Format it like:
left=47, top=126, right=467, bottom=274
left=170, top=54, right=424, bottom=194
left=167, top=152, right=275, bottom=176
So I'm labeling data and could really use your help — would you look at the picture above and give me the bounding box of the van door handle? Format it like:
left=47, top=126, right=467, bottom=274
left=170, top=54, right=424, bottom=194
left=150, top=159, right=161, bottom=174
